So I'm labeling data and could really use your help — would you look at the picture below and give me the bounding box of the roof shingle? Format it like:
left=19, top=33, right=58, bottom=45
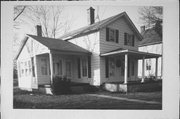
left=28, top=35, right=91, bottom=54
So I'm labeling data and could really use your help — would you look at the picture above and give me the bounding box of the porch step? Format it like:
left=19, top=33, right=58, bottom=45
left=38, top=85, right=53, bottom=95
left=103, top=81, right=162, bottom=93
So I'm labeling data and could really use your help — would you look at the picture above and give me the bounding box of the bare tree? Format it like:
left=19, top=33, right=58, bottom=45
left=14, top=6, right=26, bottom=21
left=16, top=5, right=72, bottom=38
left=138, top=6, right=163, bottom=27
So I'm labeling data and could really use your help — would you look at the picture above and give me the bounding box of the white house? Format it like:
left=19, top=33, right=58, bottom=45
left=15, top=7, right=161, bottom=92
left=138, top=23, right=162, bottom=79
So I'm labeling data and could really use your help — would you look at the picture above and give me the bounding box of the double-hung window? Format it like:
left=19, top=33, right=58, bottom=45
left=146, top=60, right=151, bottom=70
left=53, top=60, right=62, bottom=76
left=66, top=61, right=71, bottom=77
left=106, top=27, right=119, bottom=43
left=124, top=33, right=135, bottom=46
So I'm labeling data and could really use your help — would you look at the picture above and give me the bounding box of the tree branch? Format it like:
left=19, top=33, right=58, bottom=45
left=14, top=6, right=26, bottom=21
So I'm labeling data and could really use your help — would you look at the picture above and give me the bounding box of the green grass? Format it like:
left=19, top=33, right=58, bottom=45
left=13, top=88, right=162, bottom=109
left=95, top=91, right=162, bottom=102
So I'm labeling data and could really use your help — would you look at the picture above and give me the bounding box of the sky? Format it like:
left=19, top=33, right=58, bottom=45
left=15, top=5, right=144, bottom=40
left=14, top=5, right=145, bottom=57
left=62, top=5, right=142, bottom=32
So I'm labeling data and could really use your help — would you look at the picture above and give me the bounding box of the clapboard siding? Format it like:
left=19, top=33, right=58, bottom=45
left=69, top=32, right=100, bottom=53
left=100, top=17, right=139, bottom=54
left=23, top=37, right=49, bottom=57
left=99, top=17, right=140, bottom=84
left=138, top=44, right=162, bottom=77
left=36, top=55, right=50, bottom=85
left=100, top=56, right=138, bottom=84
left=69, top=32, right=101, bottom=85
left=17, top=40, right=35, bottom=89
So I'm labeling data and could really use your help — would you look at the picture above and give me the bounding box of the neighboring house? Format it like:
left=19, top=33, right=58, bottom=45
left=15, top=7, right=161, bottom=91
left=138, top=23, right=162, bottom=79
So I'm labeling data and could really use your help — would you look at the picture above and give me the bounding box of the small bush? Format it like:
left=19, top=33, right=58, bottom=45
left=51, top=76, right=71, bottom=95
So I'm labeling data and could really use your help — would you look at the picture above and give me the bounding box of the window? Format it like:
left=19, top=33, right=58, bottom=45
left=146, top=60, right=151, bottom=70
left=31, top=57, right=35, bottom=77
left=82, top=59, right=88, bottom=77
left=109, top=29, right=116, bottom=42
left=18, top=62, right=21, bottom=77
left=58, top=60, right=62, bottom=75
left=53, top=60, right=62, bottom=75
left=28, top=60, right=31, bottom=75
left=124, top=33, right=135, bottom=46
left=21, top=62, right=24, bottom=76
left=25, top=61, right=28, bottom=76
left=66, top=61, right=71, bottom=77
left=77, top=58, right=81, bottom=78
left=41, top=58, right=48, bottom=75
left=106, top=27, right=119, bottom=43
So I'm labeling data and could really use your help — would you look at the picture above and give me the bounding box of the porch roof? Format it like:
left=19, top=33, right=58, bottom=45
left=28, top=34, right=91, bottom=55
left=100, top=48, right=161, bottom=59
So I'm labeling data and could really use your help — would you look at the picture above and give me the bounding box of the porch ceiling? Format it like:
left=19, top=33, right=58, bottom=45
left=100, top=49, right=161, bottom=59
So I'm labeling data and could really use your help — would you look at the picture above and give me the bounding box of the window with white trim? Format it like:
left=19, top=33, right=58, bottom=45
left=106, top=27, right=119, bottom=43
left=146, top=60, right=151, bottom=70
left=124, top=33, right=135, bottom=46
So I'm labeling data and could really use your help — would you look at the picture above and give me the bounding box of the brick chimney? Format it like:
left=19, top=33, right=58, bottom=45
left=140, top=26, right=145, bottom=33
left=87, top=7, right=95, bottom=25
left=36, top=25, right=42, bottom=37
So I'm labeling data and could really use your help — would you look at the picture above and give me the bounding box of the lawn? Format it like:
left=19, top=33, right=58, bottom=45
left=13, top=88, right=162, bottom=109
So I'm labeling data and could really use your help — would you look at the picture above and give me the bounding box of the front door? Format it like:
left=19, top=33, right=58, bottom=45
left=109, top=57, right=116, bottom=80
left=115, top=58, right=122, bottom=81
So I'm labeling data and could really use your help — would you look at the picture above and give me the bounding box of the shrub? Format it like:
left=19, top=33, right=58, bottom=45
left=51, top=76, right=71, bottom=95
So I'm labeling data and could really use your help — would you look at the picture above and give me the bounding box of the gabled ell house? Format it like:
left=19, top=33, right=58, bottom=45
left=15, top=7, right=161, bottom=92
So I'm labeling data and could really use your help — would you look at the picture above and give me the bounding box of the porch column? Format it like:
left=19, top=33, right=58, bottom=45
left=124, top=54, right=128, bottom=84
left=155, top=57, right=158, bottom=80
left=141, top=56, right=145, bottom=83
left=49, top=51, right=53, bottom=84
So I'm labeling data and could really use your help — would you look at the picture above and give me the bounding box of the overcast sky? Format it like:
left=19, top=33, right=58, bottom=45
left=62, top=5, right=142, bottom=31
left=15, top=5, right=143, bottom=40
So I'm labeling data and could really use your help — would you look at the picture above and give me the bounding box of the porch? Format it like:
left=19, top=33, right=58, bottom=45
left=100, top=48, right=162, bottom=92
left=35, top=50, right=91, bottom=86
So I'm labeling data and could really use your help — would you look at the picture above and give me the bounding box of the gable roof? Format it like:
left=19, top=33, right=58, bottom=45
left=15, top=35, right=91, bottom=60
left=139, top=27, right=162, bottom=47
left=15, top=36, right=29, bottom=60
left=28, top=34, right=91, bottom=54
left=59, top=12, right=143, bottom=41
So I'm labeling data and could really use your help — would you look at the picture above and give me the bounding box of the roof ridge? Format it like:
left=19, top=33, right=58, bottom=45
left=59, top=12, right=126, bottom=40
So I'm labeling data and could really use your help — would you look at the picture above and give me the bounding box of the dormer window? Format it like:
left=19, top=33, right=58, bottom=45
left=124, top=33, right=135, bottom=46
left=106, top=27, right=119, bottom=43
